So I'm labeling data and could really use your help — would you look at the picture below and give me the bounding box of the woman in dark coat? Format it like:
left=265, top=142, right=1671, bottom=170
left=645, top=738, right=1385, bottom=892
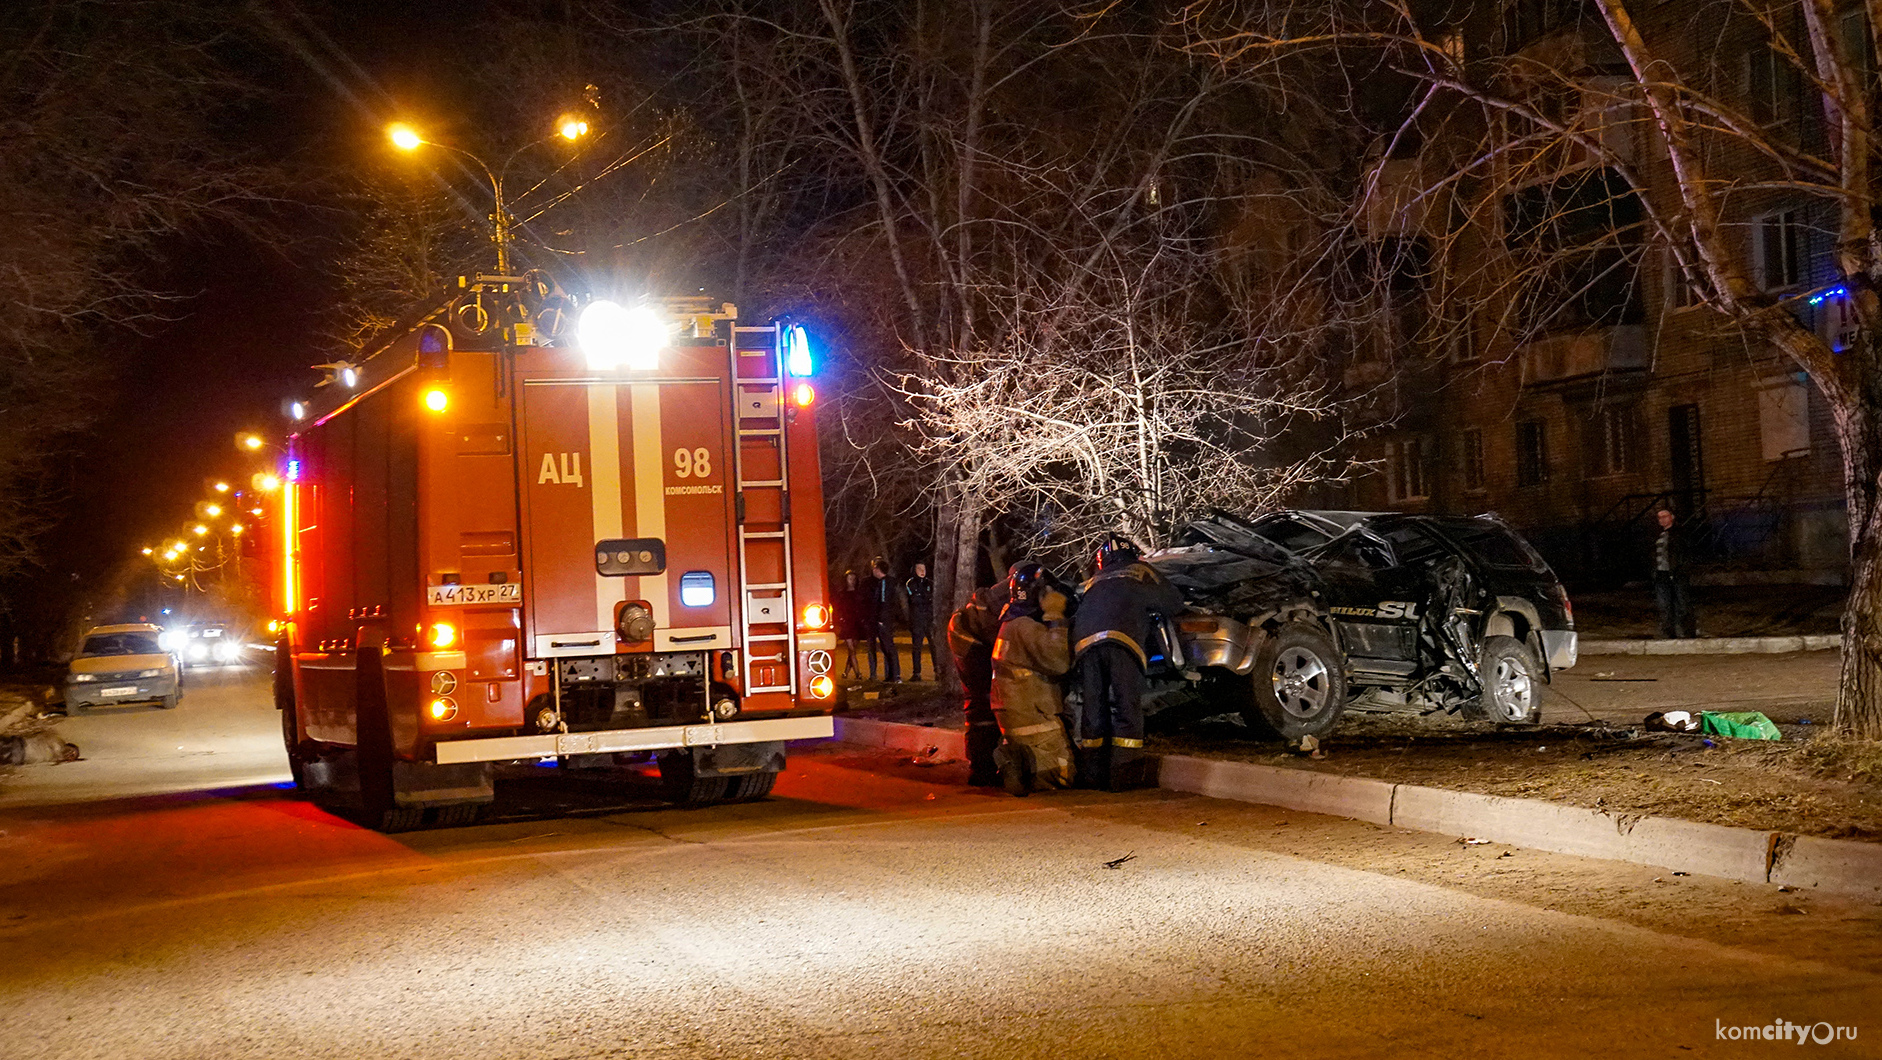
left=833, top=570, right=876, bottom=679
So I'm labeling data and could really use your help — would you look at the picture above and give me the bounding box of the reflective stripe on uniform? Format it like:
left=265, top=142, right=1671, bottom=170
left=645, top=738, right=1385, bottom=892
left=1111, top=737, right=1144, bottom=748
left=1074, top=630, right=1147, bottom=667
left=1076, top=738, right=1104, bottom=749
left=1008, top=722, right=1061, bottom=737
left=968, top=720, right=999, bottom=728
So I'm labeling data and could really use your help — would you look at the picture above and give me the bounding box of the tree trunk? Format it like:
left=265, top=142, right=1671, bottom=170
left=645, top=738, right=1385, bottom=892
left=930, top=474, right=983, bottom=697
left=1836, top=400, right=1882, bottom=739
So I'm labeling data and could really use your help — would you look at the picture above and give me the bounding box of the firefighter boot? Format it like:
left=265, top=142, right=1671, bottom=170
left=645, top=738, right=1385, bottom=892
left=965, top=718, right=1002, bottom=787
left=994, top=742, right=1033, bottom=797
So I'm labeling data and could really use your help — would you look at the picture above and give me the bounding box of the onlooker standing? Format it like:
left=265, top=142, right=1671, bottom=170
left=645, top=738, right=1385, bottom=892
left=867, top=559, right=902, bottom=682
left=904, top=562, right=937, bottom=681
left=1652, top=508, right=1696, bottom=638
left=834, top=570, right=872, bottom=678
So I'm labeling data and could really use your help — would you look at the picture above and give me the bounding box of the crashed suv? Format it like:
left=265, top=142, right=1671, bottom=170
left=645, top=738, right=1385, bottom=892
left=1141, top=510, right=1576, bottom=741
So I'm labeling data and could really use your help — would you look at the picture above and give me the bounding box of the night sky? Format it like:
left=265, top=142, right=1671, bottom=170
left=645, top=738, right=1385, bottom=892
left=33, top=2, right=499, bottom=616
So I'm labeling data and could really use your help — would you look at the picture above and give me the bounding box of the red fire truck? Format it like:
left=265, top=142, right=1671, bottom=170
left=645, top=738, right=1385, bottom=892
left=273, top=278, right=838, bottom=830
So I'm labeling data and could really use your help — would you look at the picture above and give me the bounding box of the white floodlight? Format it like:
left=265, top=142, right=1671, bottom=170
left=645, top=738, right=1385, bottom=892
left=578, top=300, right=668, bottom=371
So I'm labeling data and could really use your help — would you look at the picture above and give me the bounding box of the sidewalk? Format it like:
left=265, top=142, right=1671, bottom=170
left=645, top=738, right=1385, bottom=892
left=833, top=714, right=1882, bottom=898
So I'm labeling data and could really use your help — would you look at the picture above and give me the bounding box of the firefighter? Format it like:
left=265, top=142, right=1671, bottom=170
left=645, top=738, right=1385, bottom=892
left=990, top=563, right=1075, bottom=796
left=946, top=570, right=1013, bottom=787
left=1073, top=533, right=1185, bottom=791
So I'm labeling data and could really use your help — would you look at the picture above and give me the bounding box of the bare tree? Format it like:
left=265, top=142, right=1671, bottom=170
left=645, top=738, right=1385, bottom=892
left=1185, top=0, right=1882, bottom=737
left=0, top=2, right=281, bottom=584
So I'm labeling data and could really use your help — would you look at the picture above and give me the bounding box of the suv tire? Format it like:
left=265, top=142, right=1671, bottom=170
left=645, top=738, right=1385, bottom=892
left=1466, top=635, right=1542, bottom=725
left=1242, top=621, right=1347, bottom=742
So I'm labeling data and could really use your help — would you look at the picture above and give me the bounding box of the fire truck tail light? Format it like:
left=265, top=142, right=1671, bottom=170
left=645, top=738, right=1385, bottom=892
left=427, top=622, right=459, bottom=649
left=428, top=697, right=458, bottom=721
left=423, top=388, right=449, bottom=412
left=809, top=675, right=835, bottom=699
left=802, top=602, right=829, bottom=629
left=791, top=383, right=815, bottom=407
left=679, top=571, right=715, bottom=607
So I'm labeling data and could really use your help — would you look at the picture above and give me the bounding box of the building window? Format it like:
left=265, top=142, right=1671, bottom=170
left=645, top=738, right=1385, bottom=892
left=1502, top=167, right=1646, bottom=333
left=1664, top=250, right=1701, bottom=309
left=1386, top=437, right=1429, bottom=502
left=1757, top=376, right=1810, bottom=461
left=1460, top=429, right=1486, bottom=491
left=1586, top=404, right=1641, bottom=476
left=1515, top=419, right=1550, bottom=487
left=1755, top=209, right=1805, bottom=291
left=1745, top=44, right=1804, bottom=131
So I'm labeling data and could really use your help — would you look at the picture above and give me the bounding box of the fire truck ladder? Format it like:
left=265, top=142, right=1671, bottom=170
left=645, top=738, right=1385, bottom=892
left=731, top=324, right=796, bottom=696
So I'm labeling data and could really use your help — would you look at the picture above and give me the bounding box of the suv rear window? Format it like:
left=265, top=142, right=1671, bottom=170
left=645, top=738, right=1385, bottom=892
left=1435, top=521, right=1548, bottom=571
left=81, top=633, right=162, bottom=656
left=1250, top=516, right=1334, bottom=552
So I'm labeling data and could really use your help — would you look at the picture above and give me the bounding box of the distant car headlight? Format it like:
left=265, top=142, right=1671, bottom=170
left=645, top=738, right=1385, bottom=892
left=187, top=643, right=209, bottom=660
left=68, top=673, right=95, bottom=682
left=139, top=669, right=164, bottom=678
left=212, top=641, right=241, bottom=662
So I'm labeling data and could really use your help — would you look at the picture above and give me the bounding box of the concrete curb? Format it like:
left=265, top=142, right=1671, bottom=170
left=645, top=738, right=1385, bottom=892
left=1579, top=635, right=1840, bottom=655
left=831, top=718, right=1882, bottom=897
left=833, top=716, right=966, bottom=759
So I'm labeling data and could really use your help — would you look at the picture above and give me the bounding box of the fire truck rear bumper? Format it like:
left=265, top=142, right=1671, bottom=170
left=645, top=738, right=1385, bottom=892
left=431, top=714, right=835, bottom=766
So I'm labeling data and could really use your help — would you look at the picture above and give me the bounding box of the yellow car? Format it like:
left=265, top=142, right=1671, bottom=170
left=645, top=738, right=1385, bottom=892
left=65, top=623, right=181, bottom=712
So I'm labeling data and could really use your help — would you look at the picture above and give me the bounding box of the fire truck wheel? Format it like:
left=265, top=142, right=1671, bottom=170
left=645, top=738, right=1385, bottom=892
left=657, top=752, right=730, bottom=806
left=432, top=803, right=486, bottom=828
left=159, top=694, right=179, bottom=710
left=726, top=770, right=778, bottom=801
left=377, top=807, right=426, bottom=833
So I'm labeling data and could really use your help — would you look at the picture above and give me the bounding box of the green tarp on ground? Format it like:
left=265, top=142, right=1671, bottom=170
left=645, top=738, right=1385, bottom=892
left=1700, top=711, right=1782, bottom=741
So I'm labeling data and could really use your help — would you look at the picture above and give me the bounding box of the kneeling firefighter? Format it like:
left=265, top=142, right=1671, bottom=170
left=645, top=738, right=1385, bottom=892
left=947, top=573, right=1012, bottom=787
left=1073, top=534, right=1185, bottom=791
left=990, top=563, right=1075, bottom=795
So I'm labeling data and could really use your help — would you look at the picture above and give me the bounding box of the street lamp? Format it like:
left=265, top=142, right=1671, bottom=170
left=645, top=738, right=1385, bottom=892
left=387, top=117, right=591, bottom=275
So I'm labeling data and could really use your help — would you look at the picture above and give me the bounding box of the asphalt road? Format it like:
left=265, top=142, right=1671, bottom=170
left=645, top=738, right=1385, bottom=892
left=2, top=671, right=1879, bottom=1059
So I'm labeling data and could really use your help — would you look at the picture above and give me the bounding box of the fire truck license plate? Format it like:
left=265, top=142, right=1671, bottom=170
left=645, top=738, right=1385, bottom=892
left=426, top=583, right=523, bottom=606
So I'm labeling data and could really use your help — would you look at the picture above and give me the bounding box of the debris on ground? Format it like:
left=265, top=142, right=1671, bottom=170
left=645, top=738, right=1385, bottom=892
left=1645, top=710, right=1700, bottom=734
left=1101, top=852, right=1136, bottom=869
left=1292, top=734, right=1324, bottom=759
left=1458, top=837, right=1492, bottom=846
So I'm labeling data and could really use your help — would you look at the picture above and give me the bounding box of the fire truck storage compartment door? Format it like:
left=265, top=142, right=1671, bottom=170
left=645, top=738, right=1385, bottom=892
left=518, top=378, right=736, bottom=658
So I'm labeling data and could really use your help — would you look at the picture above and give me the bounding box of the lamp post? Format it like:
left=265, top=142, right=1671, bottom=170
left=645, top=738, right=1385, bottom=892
left=387, top=118, right=591, bottom=276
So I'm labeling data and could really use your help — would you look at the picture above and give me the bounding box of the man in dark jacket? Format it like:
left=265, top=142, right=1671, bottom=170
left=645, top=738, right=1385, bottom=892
left=1652, top=508, right=1697, bottom=638
left=1072, top=534, right=1185, bottom=791
left=947, top=573, right=1012, bottom=786
left=905, top=562, right=937, bottom=681
left=867, top=559, right=902, bottom=682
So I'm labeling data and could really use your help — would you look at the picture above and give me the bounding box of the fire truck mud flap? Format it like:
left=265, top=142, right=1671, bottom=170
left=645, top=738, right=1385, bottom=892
left=391, top=760, right=495, bottom=807
left=430, top=714, right=834, bottom=766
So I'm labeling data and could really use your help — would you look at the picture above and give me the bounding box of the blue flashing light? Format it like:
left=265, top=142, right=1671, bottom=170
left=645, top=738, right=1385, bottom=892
left=679, top=570, right=716, bottom=608
left=286, top=459, right=302, bottom=482
left=785, top=324, right=814, bottom=377
left=1809, top=285, right=1848, bottom=306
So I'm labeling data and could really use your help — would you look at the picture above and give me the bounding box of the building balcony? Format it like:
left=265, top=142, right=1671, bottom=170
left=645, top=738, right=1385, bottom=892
left=1519, top=325, right=1647, bottom=386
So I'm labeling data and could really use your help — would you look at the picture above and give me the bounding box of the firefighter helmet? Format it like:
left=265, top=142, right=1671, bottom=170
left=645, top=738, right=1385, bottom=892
left=1095, top=533, right=1140, bottom=571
